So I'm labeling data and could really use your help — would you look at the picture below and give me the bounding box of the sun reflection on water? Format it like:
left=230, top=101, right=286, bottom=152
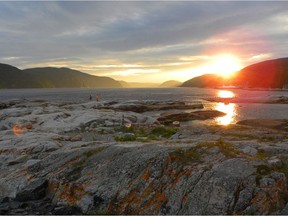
left=215, top=103, right=237, bottom=125
left=217, top=90, right=235, bottom=98
left=214, top=90, right=237, bottom=125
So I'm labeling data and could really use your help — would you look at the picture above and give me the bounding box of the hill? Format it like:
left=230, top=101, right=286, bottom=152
left=0, top=63, right=41, bottom=88
left=181, top=74, right=225, bottom=88
left=118, top=81, right=159, bottom=88
left=159, top=80, right=182, bottom=87
left=181, top=57, right=288, bottom=89
left=23, top=67, right=122, bottom=88
left=235, top=57, right=288, bottom=88
left=0, top=64, right=122, bottom=88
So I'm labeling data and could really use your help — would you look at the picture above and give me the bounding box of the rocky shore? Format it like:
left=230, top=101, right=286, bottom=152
left=0, top=99, right=288, bottom=214
left=206, top=95, right=288, bottom=104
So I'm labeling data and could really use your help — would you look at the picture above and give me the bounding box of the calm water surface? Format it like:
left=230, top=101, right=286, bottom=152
left=1, top=87, right=288, bottom=125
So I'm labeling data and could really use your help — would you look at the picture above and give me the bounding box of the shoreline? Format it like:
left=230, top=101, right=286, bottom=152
left=0, top=99, right=288, bottom=214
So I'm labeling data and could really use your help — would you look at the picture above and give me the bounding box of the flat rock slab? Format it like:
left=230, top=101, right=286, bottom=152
left=110, top=101, right=203, bottom=113
left=158, top=110, right=226, bottom=124
left=237, top=119, right=288, bottom=130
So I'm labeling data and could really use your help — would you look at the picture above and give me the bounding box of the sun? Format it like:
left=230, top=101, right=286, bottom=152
left=212, top=54, right=242, bottom=78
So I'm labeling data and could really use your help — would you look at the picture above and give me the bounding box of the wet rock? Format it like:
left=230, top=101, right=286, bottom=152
left=15, top=179, right=48, bottom=202
left=0, top=197, right=10, bottom=204
left=0, top=102, right=8, bottom=110
left=0, top=202, right=10, bottom=214
left=237, top=119, right=288, bottom=130
left=110, top=101, right=203, bottom=113
left=112, top=104, right=149, bottom=113
left=158, top=110, right=226, bottom=124
left=52, top=206, right=82, bottom=215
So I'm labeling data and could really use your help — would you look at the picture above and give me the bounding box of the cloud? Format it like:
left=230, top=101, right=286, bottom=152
left=0, top=1, right=288, bottom=82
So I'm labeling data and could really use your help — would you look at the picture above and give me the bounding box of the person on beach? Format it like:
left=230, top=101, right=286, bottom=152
left=96, top=95, right=100, bottom=101
left=89, top=95, right=92, bottom=101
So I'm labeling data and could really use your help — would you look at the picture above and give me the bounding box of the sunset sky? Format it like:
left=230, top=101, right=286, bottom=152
left=0, top=1, right=288, bottom=82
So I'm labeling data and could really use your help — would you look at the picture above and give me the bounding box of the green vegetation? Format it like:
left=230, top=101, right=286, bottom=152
left=74, top=147, right=106, bottom=168
left=255, top=159, right=288, bottom=185
left=114, top=134, right=137, bottom=142
left=221, top=132, right=256, bottom=141
left=150, top=126, right=177, bottom=138
left=256, top=164, right=271, bottom=175
left=256, top=149, right=272, bottom=160
left=170, top=139, right=242, bottom=164
left=197, top=139, right=242, bottom=158
left=114, top=125, right=177, bottom=142
left=171, top=147, right=202, bottom=164
left=84, top=147, right=106, bottom=158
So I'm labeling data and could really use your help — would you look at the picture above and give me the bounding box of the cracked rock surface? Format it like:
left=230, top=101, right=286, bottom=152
left=0, top=99, right=288, bottom=214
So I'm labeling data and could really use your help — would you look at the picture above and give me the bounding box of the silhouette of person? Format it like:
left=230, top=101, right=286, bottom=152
left=89, top=95, right=92, bottom=101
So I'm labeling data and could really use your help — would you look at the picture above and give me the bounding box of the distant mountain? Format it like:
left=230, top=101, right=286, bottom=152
left=159, top=80, right=182, bottom=87
left=235, top=57, right=288, bottom=88
left=181, top=74, right=225, bottom=88
left=118, top=81, right=159, bottom=88
left=23, top=67, right=122, bottom=88
left=0, top=64, right=122, bottom=88
left=0, top=63, right=41, bottom=88
left=181, top=57, right=288, bottom=89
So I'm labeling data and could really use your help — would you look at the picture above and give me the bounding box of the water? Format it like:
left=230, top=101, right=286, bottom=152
left=1, top=87, right=288, bottom=124
left=0, top=87, right=217, bottom=103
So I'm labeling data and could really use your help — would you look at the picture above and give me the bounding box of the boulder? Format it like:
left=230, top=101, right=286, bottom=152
left=15, top=179, right=48, bottom=201
left=267, top=157, right=282, bottom=168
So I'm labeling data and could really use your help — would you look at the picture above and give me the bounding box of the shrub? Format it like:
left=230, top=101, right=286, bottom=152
left=150, top=126, right=177, bottom=138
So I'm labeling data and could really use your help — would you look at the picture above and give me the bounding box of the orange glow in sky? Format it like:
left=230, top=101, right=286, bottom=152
left=211, top=54, right=242, bottom=78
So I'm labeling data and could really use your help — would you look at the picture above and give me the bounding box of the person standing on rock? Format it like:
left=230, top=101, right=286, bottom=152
left=89, top=95, right=92, bottom=101
left=96, top=95, right=100, bottom=101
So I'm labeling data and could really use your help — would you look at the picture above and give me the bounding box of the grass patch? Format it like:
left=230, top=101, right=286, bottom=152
left=255, top=160, right=288, bottom=185
left=84, top=147, right=106, bottom=158
left=221, top=132, right=256, bottom=140
left=114, top=125, right=177, bottom=142
left=256, top=149, right=272, bottom=160
left=114, top=134, right=137, bottom=142
left=115, top=126, right=135, bottom=133
left=73, top=147, right=106, bottom=168
left=171, top=139, right=242, bottom=164
left=256, top=164, right=271, bottom=175
left=257, top=136, right=284, bottom=143
left=150, top=126, right=177, bottom=138
left=170, top=147, right=202, bottom=164
left=278, top=161, right=288, bottom=183
left=197, top=139, right=241, bottom=158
